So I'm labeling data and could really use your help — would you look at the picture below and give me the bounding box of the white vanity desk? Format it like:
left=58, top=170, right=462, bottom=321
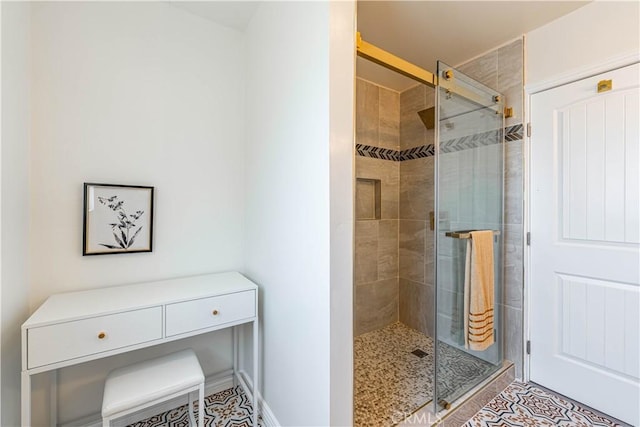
left=21, top=272, right=259, bottom=426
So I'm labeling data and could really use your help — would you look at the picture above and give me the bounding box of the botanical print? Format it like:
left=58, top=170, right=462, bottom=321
left=84, top=183, right=153, bottom=255
left=97, top=195, right=145, bottom=250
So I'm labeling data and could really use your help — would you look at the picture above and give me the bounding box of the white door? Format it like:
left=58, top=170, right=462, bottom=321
left=530, top=62, right=640, bottom=426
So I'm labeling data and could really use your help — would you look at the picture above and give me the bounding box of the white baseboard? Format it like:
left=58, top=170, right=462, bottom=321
left=236, top=370, right=280, bottom=427
left=59, top=370, right=279, bottom=427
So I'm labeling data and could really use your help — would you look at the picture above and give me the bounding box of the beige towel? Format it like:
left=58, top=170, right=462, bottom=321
left=463, top=230, right=495, bottom=351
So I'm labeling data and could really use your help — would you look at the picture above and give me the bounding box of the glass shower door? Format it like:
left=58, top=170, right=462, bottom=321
left=434, top=61, right=505, bottom=411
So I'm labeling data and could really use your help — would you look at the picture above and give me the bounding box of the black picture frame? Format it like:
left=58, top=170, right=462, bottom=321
left=83, top=183, right=154, bottom=256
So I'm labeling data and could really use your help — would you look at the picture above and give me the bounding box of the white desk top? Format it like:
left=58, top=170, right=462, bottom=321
left=23, top=272, right=257, bottom=328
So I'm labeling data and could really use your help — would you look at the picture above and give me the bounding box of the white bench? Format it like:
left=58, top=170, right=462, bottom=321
left=102, top=349, right=204, bottom=427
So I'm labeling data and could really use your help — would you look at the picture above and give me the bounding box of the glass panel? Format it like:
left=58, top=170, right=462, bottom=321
left=434, top=61, right=505, bottom=412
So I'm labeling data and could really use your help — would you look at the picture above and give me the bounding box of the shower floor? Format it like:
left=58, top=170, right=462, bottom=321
left=354, top=322, right=496, bottom=427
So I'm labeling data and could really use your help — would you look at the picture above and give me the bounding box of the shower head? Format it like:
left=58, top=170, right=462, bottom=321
left=417, top=107, right=435, bottom=130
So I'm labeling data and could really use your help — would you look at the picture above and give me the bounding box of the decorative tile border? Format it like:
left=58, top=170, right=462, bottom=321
left=440, top=124, right=524, bottom=153
left=400, top=144, right=435, bottom=160
left=356, top=124, right=523, bottom=161
left=356, top=143, right=437, bottom=161
left=355, top=144, right=399, bottom=161
left=439, top=129, right=499, bottom=153
left=504, top=123, right=524, bottom=142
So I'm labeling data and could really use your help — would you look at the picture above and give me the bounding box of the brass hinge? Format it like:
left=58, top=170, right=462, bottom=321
left=526, top=123, right=532, bottom=138
left=526, top=232, right=531, bottom=246
left=504, top=107, right=513, bottom=118
left=526, top=340, right=531, bottom=355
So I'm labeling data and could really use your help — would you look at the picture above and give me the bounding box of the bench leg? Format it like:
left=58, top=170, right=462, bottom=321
left=188, top=392, right=196, bottom=427
left=102, top=418, right=110, bottom=427
left=50, top=371, right=57, bottom=427
left=198, top=383, right=204, bottom=427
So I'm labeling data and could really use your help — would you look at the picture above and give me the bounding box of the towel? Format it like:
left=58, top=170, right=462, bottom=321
left=463, top=230, right=495, bottom=351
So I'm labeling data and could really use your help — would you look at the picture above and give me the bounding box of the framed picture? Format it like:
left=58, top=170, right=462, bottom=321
left=83, top=183, right=154, bottom=256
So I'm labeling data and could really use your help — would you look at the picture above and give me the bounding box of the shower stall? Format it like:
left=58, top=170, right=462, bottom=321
left=354, top=40, right=507, bottom=425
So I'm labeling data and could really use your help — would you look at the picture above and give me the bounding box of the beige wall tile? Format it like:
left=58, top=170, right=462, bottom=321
left=400, top=85, right=427, bottom=150
left=356, top=78, right=379, bottom=147
left=503, top=223, right=523, bottom=309
left=424, top=226, right=435, bottom=286
left=504, top=304, right=523, bottom=378
left=355, top=278, right=399, bottom=336
left=379, top=87, right=400, bottom=150
left=378, top=219, right=398, bottom=280
left=400, top=157, right=434, bottom=220
left=399, top=220, right=426, bottom=283
left=505, top=140, right=523, bottom=225
left=498, top=39, right=524, bottom=127
left=355, top=220, right=378, bottom=284
left=399, top=278, right=434, bottom=337
left=457, top=50, right=498, bottom=91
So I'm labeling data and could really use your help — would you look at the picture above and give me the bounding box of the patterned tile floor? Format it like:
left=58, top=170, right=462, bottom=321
left=355, top=322, right=497, bottom=427
left=464, top=381, right=628, bottom=427
left=126, top=385, right=260, bottom=427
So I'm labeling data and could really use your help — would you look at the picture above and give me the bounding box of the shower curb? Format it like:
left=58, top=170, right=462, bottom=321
left=437, top=361, right=515, bottom=426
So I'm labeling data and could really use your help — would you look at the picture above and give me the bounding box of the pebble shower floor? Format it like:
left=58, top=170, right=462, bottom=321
left=354, top=322, right=496, bottom=426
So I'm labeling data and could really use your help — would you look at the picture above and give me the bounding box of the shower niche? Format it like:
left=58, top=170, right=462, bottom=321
left=355, top=178, right=381, bottom=220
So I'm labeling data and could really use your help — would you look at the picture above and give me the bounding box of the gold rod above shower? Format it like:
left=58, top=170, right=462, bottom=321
left=356, top=32, right=507, bottom=116
left=356, top=32, right=437, bottom=88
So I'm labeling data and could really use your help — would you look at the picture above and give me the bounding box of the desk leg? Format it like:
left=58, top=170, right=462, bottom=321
left=21, top=371, right=30, bottom=426
left=232, top=326, right=238, bottom=386
left=253, top=320, right=259, bottom=427
left=50, top=370, right=57, bottom=427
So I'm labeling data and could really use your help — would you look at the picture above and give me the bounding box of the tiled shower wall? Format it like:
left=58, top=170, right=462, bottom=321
left=354, top=79, right=400, bottom=336
left=354, top=78, right=436, bottom=337
left=398, top=85, right=436, bottom=337
left=456, top=38, right=525, bottom=377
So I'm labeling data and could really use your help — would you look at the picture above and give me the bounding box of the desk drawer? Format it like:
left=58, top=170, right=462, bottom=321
left=27, top=307, right=162, bottom=369
left=166, top=290, right=255, bottom=337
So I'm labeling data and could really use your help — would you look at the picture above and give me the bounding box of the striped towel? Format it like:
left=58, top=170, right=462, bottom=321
left=463, top=230, right=495, bottom=351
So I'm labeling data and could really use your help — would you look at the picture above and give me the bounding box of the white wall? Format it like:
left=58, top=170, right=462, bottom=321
left=244, top=2, right=349, bottom=425
left=328, top=2, right=356, bottom=425
left=526, top=1, right=640, bottom=87
left=30, top=1, right=245, bottom=306
left=1, top=3, right=31, bottom=426
left=28, top=2, right=246, bottom=424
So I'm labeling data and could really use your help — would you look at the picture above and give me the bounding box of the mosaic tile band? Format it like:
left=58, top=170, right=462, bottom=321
left=356, top=124, right=524, bottom=161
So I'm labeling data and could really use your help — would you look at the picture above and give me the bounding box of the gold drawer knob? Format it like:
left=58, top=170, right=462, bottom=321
left=98, top=332, right=106, bottom=340
left=212, top=310, right=219, bottom=316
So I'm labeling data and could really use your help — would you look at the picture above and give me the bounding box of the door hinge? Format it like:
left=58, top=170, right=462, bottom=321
left=526, top=123, right=532, bottom=138
left=526, top=340, right=531, bottom=355
left=526, top=232, right=531, bottom=246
